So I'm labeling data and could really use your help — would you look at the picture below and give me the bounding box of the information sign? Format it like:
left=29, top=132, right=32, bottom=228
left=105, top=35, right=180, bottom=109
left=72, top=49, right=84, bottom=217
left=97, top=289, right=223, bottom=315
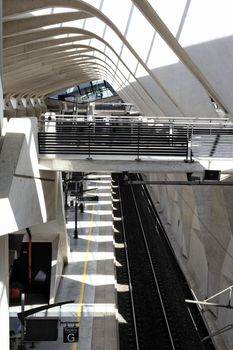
left=63, top=326, right=79, bottom=343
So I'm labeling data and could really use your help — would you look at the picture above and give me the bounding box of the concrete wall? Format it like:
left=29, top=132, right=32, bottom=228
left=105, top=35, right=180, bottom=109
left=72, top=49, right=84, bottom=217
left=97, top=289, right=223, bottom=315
left=0, top=118, right=57, bottom=235
left=50, top=235, right=67, bottom=303
left=23, top=171, right=70, bottom=302
left=144, top=172, right=233, bottom=349
left=20, top=231, right=68, bottom=304
left=0, top=117, right=69, bottom=334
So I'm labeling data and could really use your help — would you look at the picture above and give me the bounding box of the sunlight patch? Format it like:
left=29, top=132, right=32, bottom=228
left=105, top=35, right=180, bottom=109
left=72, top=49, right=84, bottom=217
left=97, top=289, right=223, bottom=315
left=62, top=274, right=115, bottom=286
left=70, top=251, right=114, bottom=262
left=67, top=221, right=112, bottom=229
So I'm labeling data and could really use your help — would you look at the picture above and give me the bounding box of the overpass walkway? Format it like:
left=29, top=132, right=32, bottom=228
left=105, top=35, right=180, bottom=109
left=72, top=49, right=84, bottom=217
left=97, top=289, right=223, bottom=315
left=38, top=115, right=233, bottom=173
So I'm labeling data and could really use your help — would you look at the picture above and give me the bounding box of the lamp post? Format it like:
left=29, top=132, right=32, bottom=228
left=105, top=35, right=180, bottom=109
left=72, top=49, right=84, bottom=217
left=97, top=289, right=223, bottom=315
left=73, top=194, right=78, bottom=239
left=73, top=181, right=79, bottom=239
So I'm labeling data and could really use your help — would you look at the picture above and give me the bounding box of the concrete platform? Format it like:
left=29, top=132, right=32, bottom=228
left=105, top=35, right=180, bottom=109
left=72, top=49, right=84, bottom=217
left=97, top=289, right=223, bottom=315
left=10, top=174, right=118, bottom=350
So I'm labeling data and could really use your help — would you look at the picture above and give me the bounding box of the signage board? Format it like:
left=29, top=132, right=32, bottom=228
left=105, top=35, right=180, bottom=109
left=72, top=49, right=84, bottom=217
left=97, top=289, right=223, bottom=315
left=25, top=318, right=58, bottom=341
left=63, top=326, right=79, bottom=343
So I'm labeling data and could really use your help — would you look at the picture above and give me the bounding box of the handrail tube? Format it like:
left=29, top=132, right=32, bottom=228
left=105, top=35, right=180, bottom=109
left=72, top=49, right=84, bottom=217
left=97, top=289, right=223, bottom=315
left=18, top=300, right=75, bottom=325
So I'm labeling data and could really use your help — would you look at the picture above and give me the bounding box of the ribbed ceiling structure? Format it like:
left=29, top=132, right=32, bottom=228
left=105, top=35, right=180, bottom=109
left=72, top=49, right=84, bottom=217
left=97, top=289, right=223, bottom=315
left=3, top=0, right=233, bottom=117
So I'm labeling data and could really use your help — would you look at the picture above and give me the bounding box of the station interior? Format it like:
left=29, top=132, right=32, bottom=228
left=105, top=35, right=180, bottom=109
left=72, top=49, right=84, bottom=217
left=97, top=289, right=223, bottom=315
left=1, top=1, right=233, bottom=349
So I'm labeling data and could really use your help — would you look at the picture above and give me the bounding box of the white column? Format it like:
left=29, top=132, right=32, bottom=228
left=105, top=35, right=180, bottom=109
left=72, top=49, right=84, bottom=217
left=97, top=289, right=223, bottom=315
left=0, top=235, right=9, bottom=350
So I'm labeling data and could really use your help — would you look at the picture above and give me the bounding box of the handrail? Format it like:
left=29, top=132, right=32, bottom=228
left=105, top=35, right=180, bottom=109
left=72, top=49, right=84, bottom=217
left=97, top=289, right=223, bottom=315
left=38, top=114, right=233, bottom=160
left=40, top=113, right=230, bottom=123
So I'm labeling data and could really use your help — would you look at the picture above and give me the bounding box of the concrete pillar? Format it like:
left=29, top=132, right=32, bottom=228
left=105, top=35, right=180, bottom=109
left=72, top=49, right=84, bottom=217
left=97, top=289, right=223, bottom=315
left=15, top=97, right=27, bottom=117
left=4, top=97, right=16, bottom=119
left=0, top=235, right=9, bottom=350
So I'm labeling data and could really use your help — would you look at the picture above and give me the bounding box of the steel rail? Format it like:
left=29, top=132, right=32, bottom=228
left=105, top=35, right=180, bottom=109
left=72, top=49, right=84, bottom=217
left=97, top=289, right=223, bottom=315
left=137, top=173, right=214, bottom=347
left=118, top=178, right=140, bottom=350
left=129, top=179, right=176, bottom=350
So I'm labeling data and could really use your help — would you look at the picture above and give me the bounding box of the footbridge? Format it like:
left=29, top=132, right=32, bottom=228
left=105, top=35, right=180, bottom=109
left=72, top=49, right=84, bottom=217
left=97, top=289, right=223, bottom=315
left=38, top=114, right=233, bottom=174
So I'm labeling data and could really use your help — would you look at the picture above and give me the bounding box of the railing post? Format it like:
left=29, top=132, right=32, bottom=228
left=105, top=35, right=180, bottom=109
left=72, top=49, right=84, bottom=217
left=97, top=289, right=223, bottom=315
left=136, top=121, right=141, bottom=161
left=185, top=139, right=193, bottom=163
left=73, top=196, right=78, bottom=239
left=86, top=121, right=92, bottom=160
left=184, top=125, right=193, bottom=163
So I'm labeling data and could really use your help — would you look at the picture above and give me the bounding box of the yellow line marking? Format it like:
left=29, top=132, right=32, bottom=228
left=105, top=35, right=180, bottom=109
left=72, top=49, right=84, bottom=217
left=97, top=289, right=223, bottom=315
left=71, top=203, right=96, bottom=350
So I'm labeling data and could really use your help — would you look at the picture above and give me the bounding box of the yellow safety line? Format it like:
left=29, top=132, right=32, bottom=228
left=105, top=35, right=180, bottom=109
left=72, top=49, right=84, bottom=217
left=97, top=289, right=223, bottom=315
left=71, top=204, right=96, bottom=350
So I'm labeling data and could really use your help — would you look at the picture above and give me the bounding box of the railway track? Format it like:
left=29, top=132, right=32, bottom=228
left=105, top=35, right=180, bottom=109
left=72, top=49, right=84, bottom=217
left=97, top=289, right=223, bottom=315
left=112, top=173, right=215, bottom=350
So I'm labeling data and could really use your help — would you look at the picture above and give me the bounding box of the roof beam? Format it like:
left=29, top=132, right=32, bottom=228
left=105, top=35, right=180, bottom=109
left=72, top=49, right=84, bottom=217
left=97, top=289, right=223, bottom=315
left=132, top=0, right=229, bottom=113
left=3, top=11, right=93, bottom=36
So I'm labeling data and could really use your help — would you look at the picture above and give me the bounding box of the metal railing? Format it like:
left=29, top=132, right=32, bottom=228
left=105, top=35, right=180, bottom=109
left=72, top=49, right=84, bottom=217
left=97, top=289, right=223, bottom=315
left=38, top=115, right=233, bottom=160
left=38, top=115, right=189, bottom=160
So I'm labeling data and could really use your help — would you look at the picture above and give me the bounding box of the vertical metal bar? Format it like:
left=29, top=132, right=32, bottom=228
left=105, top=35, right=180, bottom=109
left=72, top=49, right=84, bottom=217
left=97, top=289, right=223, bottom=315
left=65, top=188, right=68, bottom=210
left=136, top=121, right=141, bottom=161
left=87, top=122, right=92, bottom=160
left=73, top=197, right=78, bottom=239
left=73, top=182, right=78, bottom=239
left=185, top=139, right=192, bottom=163
left=169, top=122, right=173, bottom=148
left=26, top=228, right=32, bottom=286
left=169, top=123, right=173, bottom=135
left=185, top=124, right=193, bottom=163
left=88, top=122, right=90, bottom=159
left=64, top=188, right=68, bottom=223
